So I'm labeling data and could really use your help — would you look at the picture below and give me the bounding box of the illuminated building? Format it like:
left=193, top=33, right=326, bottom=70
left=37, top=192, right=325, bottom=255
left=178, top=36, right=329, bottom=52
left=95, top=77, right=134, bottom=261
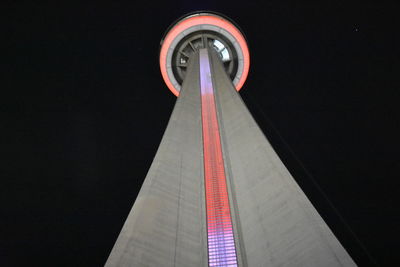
left=106, top=12, right=356, bottom=267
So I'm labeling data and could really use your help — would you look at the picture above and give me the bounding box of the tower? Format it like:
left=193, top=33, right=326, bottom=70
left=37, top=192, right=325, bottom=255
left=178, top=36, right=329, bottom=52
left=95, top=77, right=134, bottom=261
left=106, top=12, right=356, bottom=266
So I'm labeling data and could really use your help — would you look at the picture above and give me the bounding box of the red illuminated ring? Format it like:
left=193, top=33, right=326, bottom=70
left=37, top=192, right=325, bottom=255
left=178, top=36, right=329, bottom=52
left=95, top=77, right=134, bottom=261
left=160, top=13, right=250, bottom=96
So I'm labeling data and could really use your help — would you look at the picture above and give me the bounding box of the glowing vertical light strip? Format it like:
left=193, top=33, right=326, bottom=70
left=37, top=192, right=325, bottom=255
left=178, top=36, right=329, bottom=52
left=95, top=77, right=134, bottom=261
left=199, top=48, right=238, bottom=267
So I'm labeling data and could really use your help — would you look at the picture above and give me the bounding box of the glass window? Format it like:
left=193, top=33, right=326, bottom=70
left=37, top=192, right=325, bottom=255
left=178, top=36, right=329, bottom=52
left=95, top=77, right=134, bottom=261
left=213, top=39, right=225, bottom=51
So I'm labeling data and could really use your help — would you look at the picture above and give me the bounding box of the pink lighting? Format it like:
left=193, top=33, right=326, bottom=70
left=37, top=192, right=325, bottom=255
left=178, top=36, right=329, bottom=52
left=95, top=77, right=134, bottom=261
left=160, top=14, right=250, bottom=96
left=199, top=48, right=238, bottom=267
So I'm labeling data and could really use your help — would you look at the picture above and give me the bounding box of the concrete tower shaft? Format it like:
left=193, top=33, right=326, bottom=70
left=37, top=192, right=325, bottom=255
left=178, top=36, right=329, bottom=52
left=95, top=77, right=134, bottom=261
left=106, top=12, right=356, bottom=267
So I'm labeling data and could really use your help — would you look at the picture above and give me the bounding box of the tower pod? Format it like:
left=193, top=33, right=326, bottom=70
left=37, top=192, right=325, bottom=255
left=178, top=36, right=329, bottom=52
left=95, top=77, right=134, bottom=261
left=160, top=12, right=250, bottom=96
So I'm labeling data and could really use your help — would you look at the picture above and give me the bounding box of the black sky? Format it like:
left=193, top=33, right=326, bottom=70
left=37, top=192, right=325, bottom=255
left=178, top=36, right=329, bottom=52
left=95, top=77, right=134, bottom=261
left=2, top=1, right=399, bottom=266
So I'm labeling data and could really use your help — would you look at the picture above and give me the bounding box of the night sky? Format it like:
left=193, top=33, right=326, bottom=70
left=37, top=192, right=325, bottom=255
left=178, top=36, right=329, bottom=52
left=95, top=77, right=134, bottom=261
left=2, top=2, right=399, bottom=266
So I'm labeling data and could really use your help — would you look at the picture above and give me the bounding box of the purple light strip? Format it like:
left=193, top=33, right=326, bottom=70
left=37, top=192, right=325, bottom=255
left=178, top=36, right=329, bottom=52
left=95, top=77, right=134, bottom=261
left=199, top=48, right=238, bottom=267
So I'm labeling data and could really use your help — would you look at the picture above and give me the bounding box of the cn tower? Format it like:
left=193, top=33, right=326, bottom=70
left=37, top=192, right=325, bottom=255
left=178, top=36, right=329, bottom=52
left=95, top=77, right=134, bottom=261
left=106, top=12, right=356, bottom=267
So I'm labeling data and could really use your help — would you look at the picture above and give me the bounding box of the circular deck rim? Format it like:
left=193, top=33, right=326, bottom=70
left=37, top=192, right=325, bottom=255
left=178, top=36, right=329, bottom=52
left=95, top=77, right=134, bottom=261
left=160, top=12, right=250, bottom=96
